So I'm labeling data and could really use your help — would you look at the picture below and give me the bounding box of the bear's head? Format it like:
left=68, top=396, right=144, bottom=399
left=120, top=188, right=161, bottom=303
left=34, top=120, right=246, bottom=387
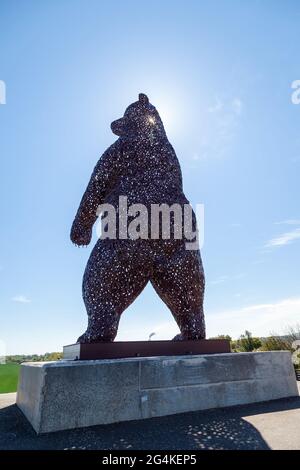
left=111, top=93, right=166, bottom=140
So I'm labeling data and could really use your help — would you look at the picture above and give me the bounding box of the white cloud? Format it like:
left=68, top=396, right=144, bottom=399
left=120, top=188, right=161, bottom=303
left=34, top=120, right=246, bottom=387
left=208, top=97, right=243, bottom=116
left=275, top=219, right=300, bottom=226
left=117, top=297, right=300, bottom=341
left=207, top=297, right=300, bottom=338
left=211, top=273, right=246, bottom=285
left=208, top=97, right=223, bottom=113
left=232, top=98, right=243, bottom=115
left=211, top=275, right=229, bottom=285
left=116, top=320, right=180, bottom=342
left=149, top=321, right=180, bottom=338
left=12, top=295, right=31, bottom=304
left=197, top=96, right=244, bottom=161
left=265, top=227, right=300, bottom=247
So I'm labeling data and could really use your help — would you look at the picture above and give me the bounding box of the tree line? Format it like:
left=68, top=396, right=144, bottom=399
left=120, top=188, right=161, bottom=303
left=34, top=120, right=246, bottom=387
left=4, top=326, right=300, bottom=368
left=210, top=327, right=300, bottom=368
left=5, top=352, right=63, bottom=364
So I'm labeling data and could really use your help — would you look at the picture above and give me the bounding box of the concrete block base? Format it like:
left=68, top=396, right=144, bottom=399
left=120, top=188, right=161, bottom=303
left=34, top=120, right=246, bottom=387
left=16, top=351, right=298, bottom=434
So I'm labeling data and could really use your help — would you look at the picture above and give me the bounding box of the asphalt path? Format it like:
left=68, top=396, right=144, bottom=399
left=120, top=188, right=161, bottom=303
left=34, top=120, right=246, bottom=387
left=0, top=387, right=299, bottom=450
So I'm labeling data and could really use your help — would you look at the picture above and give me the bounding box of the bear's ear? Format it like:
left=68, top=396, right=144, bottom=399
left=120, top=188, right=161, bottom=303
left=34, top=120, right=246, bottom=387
left=139, top=93, right=149, bottom=106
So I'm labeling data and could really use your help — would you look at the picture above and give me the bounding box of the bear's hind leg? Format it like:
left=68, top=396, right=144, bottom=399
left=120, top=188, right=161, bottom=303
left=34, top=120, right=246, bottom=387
left=77, top=241, right=150, bottom=343
left=151, top=244, right=205, bottom=340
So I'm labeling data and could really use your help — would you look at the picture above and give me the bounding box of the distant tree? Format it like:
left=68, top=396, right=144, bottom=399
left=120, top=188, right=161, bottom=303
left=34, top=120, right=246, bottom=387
left=44, top=352, right=63, bottom=361
left=209, top=334, right=232, bottom=342
left=236, top=330, right=262, bottom=352
left=5, top=352, right=62, bottom=363
left=261, top=324, right=300, bottom=353
left=261, top=336, right=291, bottom=352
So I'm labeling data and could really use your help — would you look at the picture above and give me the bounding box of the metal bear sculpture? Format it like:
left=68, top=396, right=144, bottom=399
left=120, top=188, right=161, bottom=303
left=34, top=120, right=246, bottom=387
left=71, top=93, right=205, bottom=343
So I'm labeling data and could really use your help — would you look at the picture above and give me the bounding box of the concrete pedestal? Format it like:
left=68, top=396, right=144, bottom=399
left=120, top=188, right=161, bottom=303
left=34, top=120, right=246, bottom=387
left=16, top=352, right=298, bottom=434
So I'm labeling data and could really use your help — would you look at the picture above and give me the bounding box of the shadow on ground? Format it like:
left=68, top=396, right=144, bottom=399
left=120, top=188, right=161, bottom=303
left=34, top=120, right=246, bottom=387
left=1, top=396, right=299, bottom=450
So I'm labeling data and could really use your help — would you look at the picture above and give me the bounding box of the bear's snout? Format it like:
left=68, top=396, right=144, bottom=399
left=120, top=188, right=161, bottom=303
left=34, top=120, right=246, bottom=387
left=111, top=118, right=125, bottom=136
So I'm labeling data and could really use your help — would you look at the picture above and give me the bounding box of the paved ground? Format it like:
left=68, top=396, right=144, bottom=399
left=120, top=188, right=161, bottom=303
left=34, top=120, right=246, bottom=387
left=0, top=385, right=299, bottom=450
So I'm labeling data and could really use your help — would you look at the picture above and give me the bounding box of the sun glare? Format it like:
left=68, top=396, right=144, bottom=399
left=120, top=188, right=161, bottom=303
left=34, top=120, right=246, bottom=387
left=150, top=89, right=189, bottom=137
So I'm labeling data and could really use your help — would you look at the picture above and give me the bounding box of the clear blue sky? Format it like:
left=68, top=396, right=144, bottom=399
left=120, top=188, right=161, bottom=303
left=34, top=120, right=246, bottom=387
left=1, top=0, right=300, bottom=354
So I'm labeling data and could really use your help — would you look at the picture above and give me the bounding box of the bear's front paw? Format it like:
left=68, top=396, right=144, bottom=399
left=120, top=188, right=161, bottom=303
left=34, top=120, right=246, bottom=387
left=70, top=221, right=92, bottom=247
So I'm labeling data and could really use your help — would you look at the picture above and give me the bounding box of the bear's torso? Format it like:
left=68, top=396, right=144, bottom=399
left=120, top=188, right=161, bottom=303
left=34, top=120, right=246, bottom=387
left=104, top=137, right=190, bottom=209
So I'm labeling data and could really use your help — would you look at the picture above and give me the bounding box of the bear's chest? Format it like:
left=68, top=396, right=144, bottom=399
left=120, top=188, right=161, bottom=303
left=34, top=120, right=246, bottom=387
left=121, top=149, right=170, bottom=177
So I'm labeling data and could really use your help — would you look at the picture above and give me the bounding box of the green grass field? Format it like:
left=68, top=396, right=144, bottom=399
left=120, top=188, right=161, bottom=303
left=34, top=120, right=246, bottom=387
left=0, top=363, right=20, bottom=393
